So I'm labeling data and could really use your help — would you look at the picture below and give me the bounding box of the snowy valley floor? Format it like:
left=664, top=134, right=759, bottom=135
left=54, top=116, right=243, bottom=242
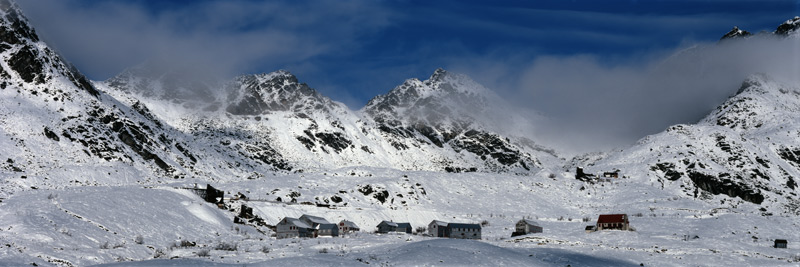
left=1, top=168, right=799, bottom=266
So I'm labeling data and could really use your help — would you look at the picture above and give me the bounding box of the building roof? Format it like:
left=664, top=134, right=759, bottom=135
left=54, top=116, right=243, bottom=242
left=300, top=214, right=330, bottom=225
left=339, top=220, right=359, bottom=228
left=585, top=225, right=596, bottom=230
left=448, top=223, right=481, bottom=229
left=283, top=217, right=312, bottom=229
left=597, top=214, right=628, bottom=224
left=775, top=239, right=788, bottom=243
left=518, top=219, right=540, bottom=226
left=378, top=220, right=398, bottom=227
left=396, top=222, right=412, bottom=228
left=429, top=220, right=449, bottom=227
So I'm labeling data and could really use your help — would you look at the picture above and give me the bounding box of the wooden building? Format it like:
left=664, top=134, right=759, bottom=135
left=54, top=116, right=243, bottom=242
left=449, top=223, right=481, bottom=239
left=774, top=239, right=788, bottom=248
left=428, top=220, right=450, bottom=237
left=396, top=222, right=412, bottom=234
left=316, top=223, right=339, bottom=237
left=377, top=221, right=398, bottom=233
left=596, top=214, right=630, bottom=231
left=276, top=217, right=313, bottom=239
left=338, top=220, right=360, bottom=234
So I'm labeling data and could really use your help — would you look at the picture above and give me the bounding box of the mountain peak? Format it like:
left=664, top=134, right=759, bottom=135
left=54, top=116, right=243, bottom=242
left=429, top=67, right=448, bottom=81
left=720, top=26, right=752, bottom=40
left=702, top=73, right=799, bottom=131
left=775, top=16, right=800, bottom=36
left=225, top=70, right=336, bottom=115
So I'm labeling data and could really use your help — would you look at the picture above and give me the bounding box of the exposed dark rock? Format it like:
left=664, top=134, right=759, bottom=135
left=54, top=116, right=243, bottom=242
left=8, top=45, right=45, bottom=84
left=445, top=166, right=477, bottom=173
left=777, top=147, right=800, bottom=166
left=650, top=162, right=682, bottom=181
left=296, top=136, right=315, bottom=150
left=688, top=171, right=764, bottom=204
left=775, top=17, right=800, bottom=36
left=313, top=132, right=351, bottom=153
left=43, top=127, right=59, bottom=141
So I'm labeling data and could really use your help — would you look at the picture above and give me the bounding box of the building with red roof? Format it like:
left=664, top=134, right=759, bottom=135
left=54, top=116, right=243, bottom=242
left=596, top=214, right=630, bottom=231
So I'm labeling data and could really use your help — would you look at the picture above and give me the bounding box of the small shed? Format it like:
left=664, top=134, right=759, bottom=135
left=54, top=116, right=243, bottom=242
left=276, top=217, right=313, bottom=239
left=377, top=221, right=398, bottom=233
left=428, top=220, right=450, bottom=237
left=338, top=220, right=360, bottom=234
left=602, top=170, right=620, bottom=178
left=596, top=214, right=630, bottom=231
left=585, top=225, right=597, bottom=233
left=396, top=222, right=412, bottom=234
left=299, top=214, right=331, bottom=228
left=449, top=223, right=481, bottom=239
left=774, top=239, right=788, bottom=248
left=515, top=219, right=543, bottom=235
left=317, top=223, right=339, bottom=237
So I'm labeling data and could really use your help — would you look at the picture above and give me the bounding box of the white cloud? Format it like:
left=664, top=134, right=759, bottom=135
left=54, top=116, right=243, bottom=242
left=17, top=0, right=391, bottom=80
left=453, top=36, right=800, bottom=155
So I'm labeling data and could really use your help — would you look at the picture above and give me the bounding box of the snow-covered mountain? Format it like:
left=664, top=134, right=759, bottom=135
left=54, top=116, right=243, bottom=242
left=103, top=65, right=559, bottom=174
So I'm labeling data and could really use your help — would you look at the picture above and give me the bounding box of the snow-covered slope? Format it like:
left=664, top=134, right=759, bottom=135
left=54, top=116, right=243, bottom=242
left=584, top=74, right=800, bottom=215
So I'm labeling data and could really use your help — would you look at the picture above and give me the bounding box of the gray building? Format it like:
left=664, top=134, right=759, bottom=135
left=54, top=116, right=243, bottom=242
left=449, top=223, right=481, bottom=239
left=774, top=239, right=788, bottom=248
left=376, top=221, right=398, bottom=233
left=338, top=220, right=360, bottom=234
left=513, top=219, right=543, bottom=236
left=428, top=220, right=449, bottom=237
left=276, top=217, right=313, bottom=239
left=396, top=222, right=412, bottom=234
left=317, top=223, right=339, bottom=237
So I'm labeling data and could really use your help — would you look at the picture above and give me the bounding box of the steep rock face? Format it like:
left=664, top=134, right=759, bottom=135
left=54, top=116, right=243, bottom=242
left=590, top=74, right=800, bottom=215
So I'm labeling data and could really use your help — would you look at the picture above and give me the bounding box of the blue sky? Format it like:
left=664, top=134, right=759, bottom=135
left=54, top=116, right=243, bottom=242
left=15, top=0, right=800, bottom=151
